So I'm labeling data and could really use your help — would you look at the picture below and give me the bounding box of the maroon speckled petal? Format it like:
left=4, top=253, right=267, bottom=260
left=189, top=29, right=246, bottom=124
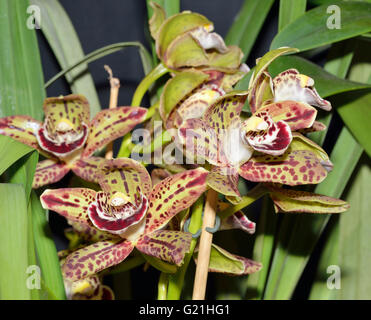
left=62, top=239, right=134, bottom=281
left=71, top=156, right=106, bottom=184
left=36, top=123, right=88, bottom=157
left=32, top=159, right=70, bottom=189
left=136, top=230, right=192, bottom=266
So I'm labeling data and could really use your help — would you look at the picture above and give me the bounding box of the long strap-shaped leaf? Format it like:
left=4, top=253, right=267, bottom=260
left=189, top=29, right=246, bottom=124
left=0, top=0, right=45, bottom=120
left=45, top=42, right=152, bottom=88
left=278, top=0, right=306, bottom=32
left=30, top=0, right=101, bottom=117
left=271, top=1, right=371, bottom=51
left=225, top=0, right=275, bottom=60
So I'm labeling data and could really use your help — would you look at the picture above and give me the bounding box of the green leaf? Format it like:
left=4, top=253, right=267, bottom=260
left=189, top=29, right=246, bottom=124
left=45, top=42, right=152, bottom=90
left=271, top=1, right=371, bottom=52
left=268, top=55, right=371, bottom=98
left=7, top=150, right=38, bottom=201
left=0, top=135, right=35, bottom=176
left=30, top=191, right=66, bottom=300
left=0, top=0, right=45, bottom=120
left=30, top=0, right=100, bottom=117
left=142, top=253, right=178, bottom=274
left=0, top=184, right=31, bottom=299
left=278, top=0, right=307, bottom=32
left=225, top=0, right=275, bottom=60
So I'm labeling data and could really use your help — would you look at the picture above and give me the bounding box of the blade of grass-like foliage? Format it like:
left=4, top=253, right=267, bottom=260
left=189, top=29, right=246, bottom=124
left=30, top=191, right=66, bottom=300
left=271, top=1, right=371, bottom=52
left=0, top=184, right=31, bottom=299
left=30, top=0, right=100, bottom=117
left=337, top=155, right=371, bottom=299
left=309, top=40, right=354, bottom=145
left=0, top=0, right=45, bottom=120
left=0, top=135, right=35, bottom=176
left=225, top=0, right=275, bottom=60
left=245, top=197, right=278, bottom=299
left=45, top=42, right=152, bottom=89
left=278, top=0, right=306, bottom=32
left=263, top=127, right=363, bottom=299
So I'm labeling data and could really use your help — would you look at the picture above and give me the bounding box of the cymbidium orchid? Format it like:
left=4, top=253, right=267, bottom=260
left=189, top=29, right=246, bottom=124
left=149, top=2, right=245, bottom=73
left=178, top=91, right=327, bottom=196
left=0, top=94, right=147, bottom=188
left=40, top=158, right=208, bottom=281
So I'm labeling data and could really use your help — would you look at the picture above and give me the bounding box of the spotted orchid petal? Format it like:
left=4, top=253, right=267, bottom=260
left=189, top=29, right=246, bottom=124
left=150, top=168, right=171, bottom=186
left=291, top=132, right=333, bottom=171
left=203, top=70, right=246, bottom=91
left=207, top=166, right=240, bottom=197
left=248, top=71, right=274, bottom=113
left=144, top=168, right=208, bottom=234
left=82, top=107, right=147, bottom=157
left=194, top=244, right=262, bottom=275
left=266, top=185, right=350, bottom=214
left=88, top=191, right=148, bottom=235
left=40, top=188, right=96, bottom=226
left=171, top=84, right=225, bottom=129
left=32, top=159, right=70, bottom=189
left=217, top=202, right=256, bottom=234
left=0, top=115, right=48, bottom=155
left=37, top=95, right=90, bottom=157
left=160, top=70, right=209, bottom=125
left=71, top=156, right=107, bottom=184
left=203, top=91, right=248, bottom=130
left=98, top=158, right=152, bottom=201
left=242, top=111, right=292, bottom=156
left=148, top=1, right=166, bottom=40
left=239, top=150, right=329, bottom=186
left=178, top=118, right=226, bottom=165
left=273, top=69, right=331, bottom=111
left=62, top=239, right=134, bottom=281
left=156, top=11, right=212, bottom=59
left=258, top=100, right=317, bottom=131
left=299, top=121, right=326, bottom=134
left=136, top=230, right=192, bottom=266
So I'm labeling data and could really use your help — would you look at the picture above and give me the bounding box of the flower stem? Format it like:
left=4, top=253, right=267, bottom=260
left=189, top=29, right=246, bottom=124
left=192, top=189, right=218, bottom=300
left=104, top=65, right=120, bottom=159
left=131, top=62, right=169, bottom=107
left=157, top=272, right=169, bottom=300
left=218, top=184, right=268, bottom=220
left=167, top=195, right=204, bottom=300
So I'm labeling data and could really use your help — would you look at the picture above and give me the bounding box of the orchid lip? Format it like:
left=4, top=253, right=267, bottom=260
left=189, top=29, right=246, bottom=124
left=88, top=191, right=148, bottom=235
left=36, top=122, right=89, bottom=158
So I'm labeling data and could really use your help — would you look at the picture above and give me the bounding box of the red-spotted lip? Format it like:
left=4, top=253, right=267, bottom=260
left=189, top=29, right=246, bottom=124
left=36, top=123, right=89, bottom=158
left=88, top=193, right=148, bottom=235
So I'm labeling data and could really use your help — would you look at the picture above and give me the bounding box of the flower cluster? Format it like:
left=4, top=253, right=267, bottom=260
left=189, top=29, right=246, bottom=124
left=0, top=3, right=349, bottom=299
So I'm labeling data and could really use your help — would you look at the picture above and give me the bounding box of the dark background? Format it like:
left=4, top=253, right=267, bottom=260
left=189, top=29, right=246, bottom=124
left=35, top=0, right=331, bottom=300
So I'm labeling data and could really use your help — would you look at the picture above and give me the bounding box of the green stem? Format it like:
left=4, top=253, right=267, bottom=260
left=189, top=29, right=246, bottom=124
left=131, top=62, right=169, bottom=106
left=167, top=196, right=204, bottom=300
left=157, top=272, right=169, bottom=300
left=218, top=184, right=268, bottom=220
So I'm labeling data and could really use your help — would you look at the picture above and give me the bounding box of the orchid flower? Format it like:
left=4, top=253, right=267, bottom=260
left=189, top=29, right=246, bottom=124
left=40, top=158, right=208, bottom=281
left=149, top=2, right=245, bottom=72
left=0, top=94, right=147, bottom=188
left=178, top=92, right=331, bottom=197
